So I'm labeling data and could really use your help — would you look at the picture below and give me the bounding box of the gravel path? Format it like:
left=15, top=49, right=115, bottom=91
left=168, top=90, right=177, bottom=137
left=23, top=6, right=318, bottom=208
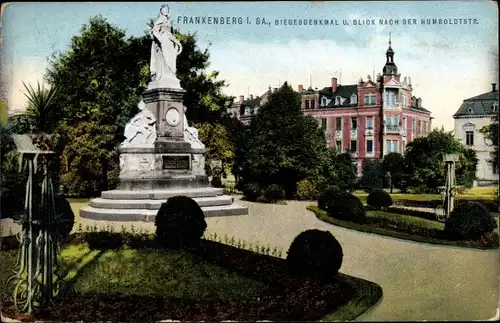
left=1, top=196, right=499, bottom=321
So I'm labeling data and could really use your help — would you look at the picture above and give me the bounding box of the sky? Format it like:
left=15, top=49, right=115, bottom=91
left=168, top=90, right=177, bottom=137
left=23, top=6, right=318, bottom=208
left=1, top=1, right=498, bottom=130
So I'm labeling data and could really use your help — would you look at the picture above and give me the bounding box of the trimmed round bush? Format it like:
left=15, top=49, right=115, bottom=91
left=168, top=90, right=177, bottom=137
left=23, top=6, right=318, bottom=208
left=242, top=183, right=261, bottom=201
left=327, top=192, right=366, bottom=222
left=155, top=196, right=207, bottom=249
left=286, top=229, right=343, bottom=278
left=296, top=179, right=318, bottom=200
left=366, top=188, right=393, bottom=210
left=317, top=186, right=342, bottom=211
left=263, top=184, right=286, bottom=202
left=444, top=201, right=497, bottom=240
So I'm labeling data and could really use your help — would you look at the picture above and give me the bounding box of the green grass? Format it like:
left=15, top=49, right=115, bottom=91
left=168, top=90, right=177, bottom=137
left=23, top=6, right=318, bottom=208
left=59, top=244, right=267, bottom=301
left=308, top=205, right=499, bottom=250
left=368, top=210, right=445, bottom=230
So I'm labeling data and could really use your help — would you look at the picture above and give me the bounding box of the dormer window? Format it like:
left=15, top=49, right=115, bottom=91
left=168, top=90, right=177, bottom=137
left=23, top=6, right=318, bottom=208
left=350, top=94, right=357, bottom=104
left=467, top=107, right=473, bottom=114
left=336, top=96, right=342, bottom=105
left=322, top=97, right=327, bottom=106
left=493, top=102, right=498, bottom=112
left=244, top=107, right=251, bottom=116
left=254, top=107, right=259, bottom=114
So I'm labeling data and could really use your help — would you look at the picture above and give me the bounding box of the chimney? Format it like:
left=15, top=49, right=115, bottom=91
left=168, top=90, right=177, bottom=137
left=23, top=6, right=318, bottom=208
left=273, top=87, right=278, bottom=93
left=298, top=84, right=303, bottom=93
left=239, top=95, right=244, bottom=104
left=250, top=94, right=254, bottom=100
left=331, top=77, right=338, bottom=93
left=492, top=83, right=497, bottom=92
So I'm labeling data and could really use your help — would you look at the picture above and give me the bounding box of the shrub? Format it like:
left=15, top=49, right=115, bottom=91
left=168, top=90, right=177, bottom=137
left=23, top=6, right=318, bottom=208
left=155, top=196, right=207, bottom=249
left=317, top=186, right=342, bottom=211
left=54, top=196, right=76, bottom=240
left=263, top=184, right=286, bottom=202
left=210, top=175, right=222, bottom=188
left=444, top=201, right=497, bottom=240
left=286, top=229, right=343, bottom=278
left=326, top=192, right=366, bottom=222
left=242, top=183, right=261, bottom=201
left=85, top=232, right=124, bottom=250
left=366, top=189, right=393, bottom=210
left=296, top=179, right=318, bottom=200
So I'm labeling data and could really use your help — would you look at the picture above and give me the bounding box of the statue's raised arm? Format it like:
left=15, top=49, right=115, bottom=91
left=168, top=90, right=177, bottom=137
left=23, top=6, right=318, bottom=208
left=148, top=4, right=183, bottom=89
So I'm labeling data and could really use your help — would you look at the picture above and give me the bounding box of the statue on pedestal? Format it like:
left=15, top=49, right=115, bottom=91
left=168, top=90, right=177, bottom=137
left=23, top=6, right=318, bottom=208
left=149, top=4, right=183, bottom=89
left=122, top=100, right=157, bottom=147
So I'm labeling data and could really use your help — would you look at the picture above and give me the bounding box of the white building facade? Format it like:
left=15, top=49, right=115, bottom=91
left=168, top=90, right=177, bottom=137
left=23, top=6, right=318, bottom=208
left=453, top=83, right=499, bottom=186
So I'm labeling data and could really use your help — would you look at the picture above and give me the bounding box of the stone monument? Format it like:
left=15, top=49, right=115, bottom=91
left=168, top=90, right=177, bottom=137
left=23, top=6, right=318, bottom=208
left=80, top=5, right=248, bottom=221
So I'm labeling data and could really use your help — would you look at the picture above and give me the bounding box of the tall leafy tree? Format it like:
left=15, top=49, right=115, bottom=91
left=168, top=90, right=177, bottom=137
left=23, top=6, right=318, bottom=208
left=404, top=128, right=478, bottom=193
left=360, top=159, right=383, bottom=192
left=238, top=82, right=328, bottom=197
left=382, top=152, right=405, bottom=193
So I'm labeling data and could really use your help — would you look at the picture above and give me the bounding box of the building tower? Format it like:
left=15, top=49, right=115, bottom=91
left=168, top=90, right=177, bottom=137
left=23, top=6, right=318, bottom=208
left=383, top=33, right=398, bottom=76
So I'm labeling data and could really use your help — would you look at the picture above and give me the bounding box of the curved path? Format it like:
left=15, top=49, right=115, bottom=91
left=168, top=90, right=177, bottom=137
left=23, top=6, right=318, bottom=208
left=1, top=196, right=499, bottom=321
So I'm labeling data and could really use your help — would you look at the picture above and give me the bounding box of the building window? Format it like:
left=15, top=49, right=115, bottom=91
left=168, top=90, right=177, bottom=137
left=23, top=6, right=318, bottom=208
left=366, top=139, right=373, bottom=154
left=392, top=141, right=399, bottom=153
left=336, top=140, right=342, bottom=152
left=305, top=100, right=310, bottom=109
left=322, top=97, right=327, bottom=106
left=350, top=94, right=357, bottom=104
left=351, top=117, right=358, bottom=130
left=350, top=140, right=357, bottom=152
left=320, top=118, right=327, bottom=130
left=335, top=117, right=342, bottom=130
left=311, top=99, right=316, bottom=110
left=364, top=93, right=376, bottom=106
left=465, top=131, right=474, bottom=146
left=401, top=93, right=407, bottom=108
left=366, top=116, right=374, bottom=129
left=402, top=140, right=407, bottom=152
left=467, top=107, right=473, bottom=113
left=412, top=118, right=416, bottom=133
left=402, top=117, right=407, bottom=131
left=493, top=102, right=498, bottom=112
left=336, top=96, right=342, bottom=105
left=386, top=91, right=397, bottom=107
left=423, top=121, right=427, bottom=135
left=417, top=120, right=421, bottom=135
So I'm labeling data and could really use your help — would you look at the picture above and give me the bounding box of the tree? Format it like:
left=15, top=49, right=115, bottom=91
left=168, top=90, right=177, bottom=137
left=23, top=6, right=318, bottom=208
left=237, top=82, right=328, bottom=197
left=197, top=122, right=236, bottom=178
left=314, top=149, right=357, bottom=192
left=359, top=159, right=383, bottom=192
left=404, top=128, right=478, bottom=193
left=382, top=152, right=405, bottom=193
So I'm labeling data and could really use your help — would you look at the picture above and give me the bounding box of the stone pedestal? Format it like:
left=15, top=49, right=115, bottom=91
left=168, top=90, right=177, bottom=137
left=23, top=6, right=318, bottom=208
left=80, top=87, right=248, bottom=222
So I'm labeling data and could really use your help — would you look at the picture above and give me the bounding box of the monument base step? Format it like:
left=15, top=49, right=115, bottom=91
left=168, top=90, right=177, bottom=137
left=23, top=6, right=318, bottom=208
left=101, top=187, right=224, bottom=200
left=90, top=195, right=233, bottom=209
left=80, top=203, right=248, bottom=222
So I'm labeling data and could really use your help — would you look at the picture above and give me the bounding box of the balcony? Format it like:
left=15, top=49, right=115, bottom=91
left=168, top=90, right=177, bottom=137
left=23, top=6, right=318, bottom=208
left=383, top=102, right=401, bottom=109
left=385, top=125, right=400, bottom=134
left=350, top=129, right=358, bottom=139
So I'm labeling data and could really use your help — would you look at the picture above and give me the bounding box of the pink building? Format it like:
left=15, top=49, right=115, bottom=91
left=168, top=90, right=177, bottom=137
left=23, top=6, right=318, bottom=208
left=234, top=39, right=432, bottom=175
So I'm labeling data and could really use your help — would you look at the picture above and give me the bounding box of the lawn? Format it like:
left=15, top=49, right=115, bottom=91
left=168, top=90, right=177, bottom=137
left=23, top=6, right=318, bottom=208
left=0, top=234, right=383, bottom=321
left=308, top=205, right=499, bottom=250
